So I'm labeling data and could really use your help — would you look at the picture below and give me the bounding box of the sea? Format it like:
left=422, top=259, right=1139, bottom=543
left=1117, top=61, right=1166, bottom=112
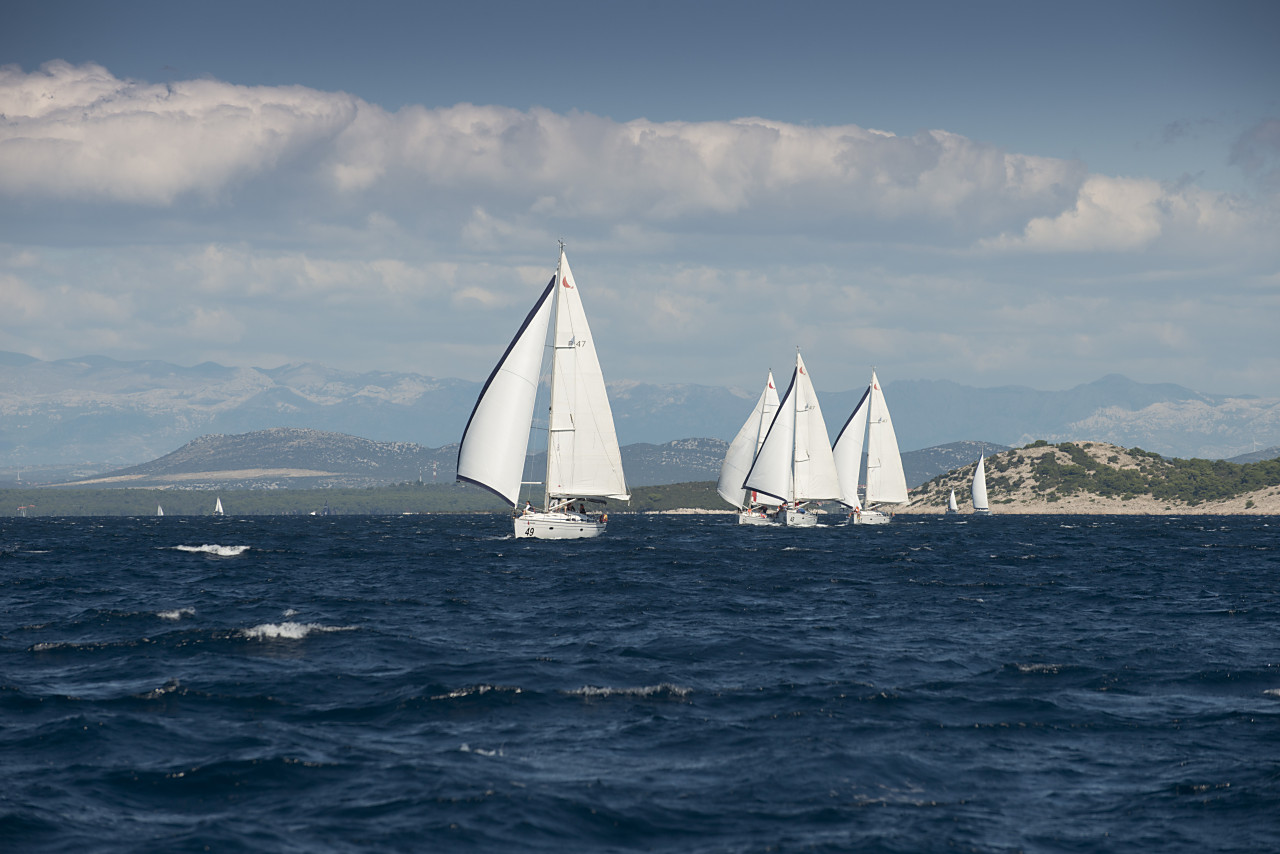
left=2, top=513, right=1278, bottom=853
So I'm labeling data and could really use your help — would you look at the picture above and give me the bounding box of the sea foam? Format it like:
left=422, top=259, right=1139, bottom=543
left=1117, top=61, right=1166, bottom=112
left=240, top=622, right=356, bottom=640
left=175, top=544, right=250, bottom=557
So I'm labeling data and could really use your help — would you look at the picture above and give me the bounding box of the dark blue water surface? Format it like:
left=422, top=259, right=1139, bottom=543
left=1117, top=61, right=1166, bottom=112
left=2, top=513, right=1278, bottom=853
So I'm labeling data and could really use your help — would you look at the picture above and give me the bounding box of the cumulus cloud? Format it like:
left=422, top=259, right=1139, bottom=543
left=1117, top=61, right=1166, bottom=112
left=2, top=60, right=1086, bottom=236
left=0, top=60, right=358, bottom=204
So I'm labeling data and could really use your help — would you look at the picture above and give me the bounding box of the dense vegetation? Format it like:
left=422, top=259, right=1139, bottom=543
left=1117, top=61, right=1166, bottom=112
left=0, top=480, right=728, bottom=517
left=1027, top=443, right=1280, bottom=506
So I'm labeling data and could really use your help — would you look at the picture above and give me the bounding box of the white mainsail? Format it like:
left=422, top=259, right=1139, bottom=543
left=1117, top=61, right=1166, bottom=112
left=743, top=353, right=840, bottom=506
left=157, top=504, right=164, bottom=517
left=947, top=489, right=959, bottom=513
left=864, top=372, right=908, bottom=505
left=972, top=454, right=990, bottom=512
left=457, top=246, right=628, bottom=539
left=545, top=252, right=629, bottom=503
left=456, top=277, right=556, bottom=506
left=717, top=372, right=781, bottom=509
left=214, top=497, right=224, bottom=516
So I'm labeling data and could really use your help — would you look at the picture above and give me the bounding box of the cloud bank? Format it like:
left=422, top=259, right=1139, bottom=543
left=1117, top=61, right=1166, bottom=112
left=2, top=61, right=1277, bottom=399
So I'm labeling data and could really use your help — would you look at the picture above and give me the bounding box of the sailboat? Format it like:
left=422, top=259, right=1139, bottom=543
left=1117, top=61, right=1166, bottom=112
left=742, top=351, right=841, bottom=527
left=946, top=489, right=959, bottom=514
left=157, top=504, right=164, bottom=517
left=971, top=454, right=991, bottom=514
left=717, top=372, right=782, bottom=525
left=457, top=243, right=629, bottom=539
left=832, top=370, right=908, bottom=525
left=213, top=497, right=224, bottom=516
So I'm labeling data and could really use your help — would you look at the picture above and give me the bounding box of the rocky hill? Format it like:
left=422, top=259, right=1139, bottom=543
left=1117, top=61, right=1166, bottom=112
left=902, top=441, right=1280, bottom=515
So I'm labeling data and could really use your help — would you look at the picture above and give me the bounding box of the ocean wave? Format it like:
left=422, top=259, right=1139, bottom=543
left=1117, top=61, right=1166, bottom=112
left=1263, top=688, right=1280, bottom=699
left=239, top=622, right=357, bottom=640
left=431, top=684, right=523, bottom=700
left=157, top=607, right=196, bottom=621
left=565, top=683, right=691, bottom=699
left=174, top=544, right=250, bottom=557
left=1011, top=663, right=1064, bottom=675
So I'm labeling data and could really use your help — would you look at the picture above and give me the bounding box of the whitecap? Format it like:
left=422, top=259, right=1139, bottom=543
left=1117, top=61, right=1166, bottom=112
left=1013, top=663, right=1062, bottom=674
left=283, top=608, right=299, bottom=617
left=239, top=622, right=356, bottom=640
left=431, top=684, right=522, bottom=700
left=1263, top=688, right=1280, bottom=699
left=175, top=544, right=250, bottom=557
left=566, top=683, right=691, bottom=699
left=459, top=743, right=504, bottom=757
left=157, top=607, right=195, bottom=621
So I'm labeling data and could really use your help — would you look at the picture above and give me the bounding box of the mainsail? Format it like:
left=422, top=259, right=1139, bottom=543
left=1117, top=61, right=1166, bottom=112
left=972, top=454, right=990, bottom=512
left=833, top=370, right=908, bottom=509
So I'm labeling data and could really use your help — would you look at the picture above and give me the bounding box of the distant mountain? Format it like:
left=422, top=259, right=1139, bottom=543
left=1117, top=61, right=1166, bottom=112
left=59, top=429, right=730, bottom=491
left=3, top=351, right=1278, bottom=467
left=1226, top=446, right=1280, bottom=464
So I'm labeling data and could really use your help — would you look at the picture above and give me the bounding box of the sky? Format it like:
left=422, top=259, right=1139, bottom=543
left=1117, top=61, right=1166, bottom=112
left=2, top=0, right=1278, bottom=397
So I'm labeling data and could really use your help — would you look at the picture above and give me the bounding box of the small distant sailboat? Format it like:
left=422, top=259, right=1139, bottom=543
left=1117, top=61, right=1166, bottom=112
left=457, top=243, right=629, bottom=539
left=718, top=372, right=782, bottom=525
left=832, top=370, right=908, bottom=525
left=971, top=454, right=991, bottom=514
left=946, top=489, right=959, bottom=514
left=742, top=351, right=841, bottom=528
left=213, top=497, right=225, bottom=516
left=157, top=504, right=164, bottom=517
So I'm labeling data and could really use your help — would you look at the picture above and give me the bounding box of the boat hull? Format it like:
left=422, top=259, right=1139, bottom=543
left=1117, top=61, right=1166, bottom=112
left=513, top=511, right=606, bottom=540
left=781, top=507, right=818, bottom=528
left=849, top=508, right=892, bottom=525
left=737, top=509, right=777, bottom=526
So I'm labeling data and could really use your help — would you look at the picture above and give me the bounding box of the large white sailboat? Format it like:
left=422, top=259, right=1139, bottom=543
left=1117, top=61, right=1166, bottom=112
left=457, top=244, right=629, bottom=539
left=717, top=372, right=782, bottom=525
left=213, top=497, right=224, bottom=516
left=742, top=352, right=841, bottom=528
left=971, top=454, right=991, bottom=514
left=832, top=370, right=909, bottom=525
left=946, top=489, right=960, bottom=514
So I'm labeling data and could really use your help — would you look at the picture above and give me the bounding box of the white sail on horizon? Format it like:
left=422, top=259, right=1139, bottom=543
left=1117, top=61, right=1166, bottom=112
left=742, top=352, right=840, bottom=505
left=972, top=454, right=990, bottom=511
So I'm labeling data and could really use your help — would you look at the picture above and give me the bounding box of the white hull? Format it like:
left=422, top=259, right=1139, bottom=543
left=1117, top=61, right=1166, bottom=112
left=737, top=509, right=778, bottom=526
left=514, top=511, right=606, bottom=540
left=781, top=507, right=818, bottom=528
left=849, top=508, right=892, bottom=525
left=972, top=508, right=991, bottom=515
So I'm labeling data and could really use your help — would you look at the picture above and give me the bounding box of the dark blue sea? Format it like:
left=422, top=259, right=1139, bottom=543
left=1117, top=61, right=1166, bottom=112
left=2, top=514, right=1278, bottom=853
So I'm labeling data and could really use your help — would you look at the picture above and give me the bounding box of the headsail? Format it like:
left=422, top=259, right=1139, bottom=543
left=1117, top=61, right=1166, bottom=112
left=832, top=385, right=870, bottom=510
left=742, top=367, right=797, bottom=504
left=791, top=354, right=841, bottom=502
left=456, top=277, right=556, bottom=506
left=717, top=372, right=781, bottom=508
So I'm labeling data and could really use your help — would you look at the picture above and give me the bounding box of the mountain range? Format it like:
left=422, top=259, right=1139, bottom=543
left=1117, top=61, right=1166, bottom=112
left=47, top=428, right=1010, bottom=492
left=2, top=350, right=1278, bottom=471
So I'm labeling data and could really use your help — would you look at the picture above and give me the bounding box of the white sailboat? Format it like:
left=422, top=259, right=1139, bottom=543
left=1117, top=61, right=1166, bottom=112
left=742, top=352, right=841, bottom=527
left=717, top=372, right=782, bottom=525
left=946, top=489, right=959, bottom=514
left=971, top=454, right=991, bottom=514
left=157, top=504, right=164, bottom=517
left=213, top=497, right=224, bottom=516
left=457, top=244, right=629, bottom=539
left=832, top=370, right=908, bottom=525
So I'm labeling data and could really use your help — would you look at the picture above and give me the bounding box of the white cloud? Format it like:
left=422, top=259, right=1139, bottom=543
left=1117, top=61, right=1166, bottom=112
left=0, top=61, right=357, bottom=204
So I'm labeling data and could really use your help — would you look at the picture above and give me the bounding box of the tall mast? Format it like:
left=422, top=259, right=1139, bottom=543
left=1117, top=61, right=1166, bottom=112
left=543, top=241, right=566, bottom=510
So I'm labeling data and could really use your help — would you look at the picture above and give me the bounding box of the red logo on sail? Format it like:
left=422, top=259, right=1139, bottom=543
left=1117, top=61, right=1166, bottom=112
left=562, top=277, right=574, bottom=289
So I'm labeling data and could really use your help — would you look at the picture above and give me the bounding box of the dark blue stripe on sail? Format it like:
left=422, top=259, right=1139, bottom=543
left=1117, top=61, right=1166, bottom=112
left=456, top=275, right=556, bottom=502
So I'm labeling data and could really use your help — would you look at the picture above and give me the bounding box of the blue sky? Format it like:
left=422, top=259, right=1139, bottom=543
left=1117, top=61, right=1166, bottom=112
left=2, top=0, right=1278, bottom=397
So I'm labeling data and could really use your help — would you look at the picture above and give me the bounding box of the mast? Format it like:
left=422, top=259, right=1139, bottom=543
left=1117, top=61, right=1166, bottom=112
left=543, top=241, right=566, bottom=510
